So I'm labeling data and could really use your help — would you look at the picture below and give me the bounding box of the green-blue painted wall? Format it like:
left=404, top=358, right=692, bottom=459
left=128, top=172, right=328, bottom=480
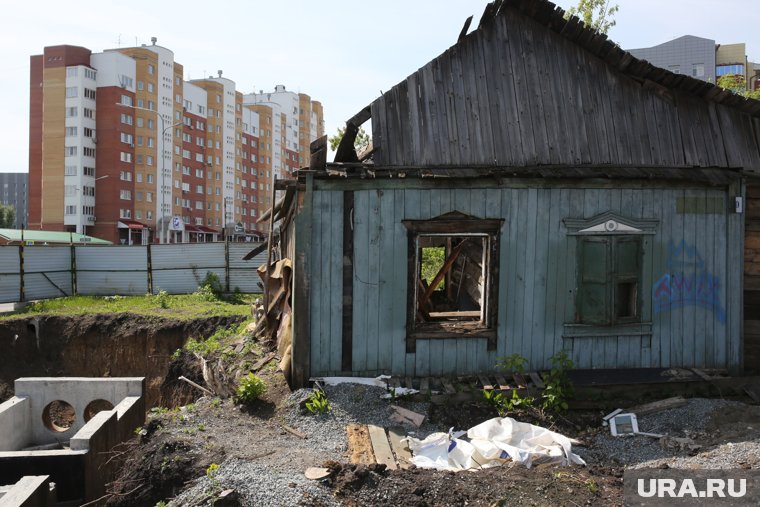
left=305, top=182, right=742, bottom=377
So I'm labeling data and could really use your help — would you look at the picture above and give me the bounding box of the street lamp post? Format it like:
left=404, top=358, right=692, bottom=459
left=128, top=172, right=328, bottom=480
left=116, top=102, right=181, bottom=244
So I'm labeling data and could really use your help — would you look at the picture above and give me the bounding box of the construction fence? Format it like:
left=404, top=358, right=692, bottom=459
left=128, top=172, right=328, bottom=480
left=0, top=242, right=267, bottom=303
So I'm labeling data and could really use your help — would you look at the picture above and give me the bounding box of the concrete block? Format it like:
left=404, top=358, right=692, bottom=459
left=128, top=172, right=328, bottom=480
left=0, top=475, right=56, bottom=507
left=13, top=378, right=144, bottom=446
left=0, top=398, right=31, bottom=452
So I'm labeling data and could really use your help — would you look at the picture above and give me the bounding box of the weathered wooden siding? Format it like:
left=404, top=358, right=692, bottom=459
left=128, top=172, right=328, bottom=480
left=308, top=182, right=741, bottom=377
left=370, top=9, right=760, bottom=173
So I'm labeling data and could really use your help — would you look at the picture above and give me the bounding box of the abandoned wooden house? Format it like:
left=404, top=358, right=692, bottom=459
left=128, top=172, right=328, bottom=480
left=267, top=0, right=760, bottom=386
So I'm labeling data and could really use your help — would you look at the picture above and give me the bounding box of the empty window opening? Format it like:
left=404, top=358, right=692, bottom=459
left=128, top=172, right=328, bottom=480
left=403, top=212, right=502, bottom=348
left=416, top=235, right=487, bottom=323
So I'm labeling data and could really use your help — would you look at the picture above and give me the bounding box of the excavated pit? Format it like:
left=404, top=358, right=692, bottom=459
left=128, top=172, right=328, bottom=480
left=0, top=313, right=246, bottom=408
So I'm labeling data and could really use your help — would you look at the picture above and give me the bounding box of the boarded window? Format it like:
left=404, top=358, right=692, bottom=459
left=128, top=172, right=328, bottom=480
left=403, top=212, right=502, bottom=351
left=577, top=236, right=642, bottom=325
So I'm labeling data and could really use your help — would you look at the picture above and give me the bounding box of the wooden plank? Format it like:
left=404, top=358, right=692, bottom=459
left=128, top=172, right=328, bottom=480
left=341, top=190, right=354, bottom=371
left=428, top=310, right=482, bottom=318
left=420, top=377, right=430, bottom=395
left=368, top=425, right=397, bottom=470
left=512, top=373, right=528, bottom=388
left=387, top=427, right=413, bottom=470
left=478, top=374, right=493, bottom=390
left=440, top=378, right=456, bottom=394
left=366, top=189, right=381, bottom=373
left=494, top=373, right=510, bottom=390
left=292, top=173, right=313, bottom=387
left=391, top=189, right=408, bottom=373
left=352, top=191, right=369, bottom=373
left=390, top=405, right=425, bottom=427
left=329, top=191, right=344, bottom=373
left=377, top=188, right=395, bottom=373
left=627, top=396, right=687, bottom=416
left=346, top=424, right=374, bottom=465
left=528, top=371, right=544, bottom=389
left=415, top=340, right=430, bottom=377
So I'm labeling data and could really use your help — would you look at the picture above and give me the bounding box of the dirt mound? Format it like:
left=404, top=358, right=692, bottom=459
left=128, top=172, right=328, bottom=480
left=0, top=313, right=245, bottom=407
left=321, top=461, right=621, bottom=507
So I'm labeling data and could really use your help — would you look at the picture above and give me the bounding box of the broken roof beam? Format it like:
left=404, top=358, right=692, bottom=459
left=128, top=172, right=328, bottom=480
left=334, top=105, right=373, bottom=165
left=310, top=134, right=328, bottom=171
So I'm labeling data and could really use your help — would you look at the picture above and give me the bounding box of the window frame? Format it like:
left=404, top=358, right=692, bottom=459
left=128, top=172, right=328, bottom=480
left=402, top=212, right=503, bottom=352
left=563, top=211, right=658, bottom=338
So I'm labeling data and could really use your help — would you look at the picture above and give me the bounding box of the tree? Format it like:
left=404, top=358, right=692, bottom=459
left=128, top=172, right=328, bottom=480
left=0, top=204, right=16, bottom=228
left=564, top=0, right=619, bottom=35
left=328, top=126, right=370, bottom=152
left=718, top=74, right=760, bottom=101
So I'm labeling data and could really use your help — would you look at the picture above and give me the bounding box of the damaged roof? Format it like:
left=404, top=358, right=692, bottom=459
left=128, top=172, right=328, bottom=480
left=331, top=0, right=760, bottom=179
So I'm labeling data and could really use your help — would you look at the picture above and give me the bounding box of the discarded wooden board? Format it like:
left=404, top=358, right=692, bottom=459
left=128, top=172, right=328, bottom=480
left=389, top=405, right=425, bottom=427
left=512, top=373, right=528, bottom=388
left=281, top=424, right=307, bottom=439
left=528, top=372, right=545, bottom=389
left=368, top=424, right=397, bottom=470
left=494, top=374, right=510, bottom=390
left=305, top=467, right=331, bottom=480
left=251, top=352, right=277, bottom=372
left=478, top=375, right=493, bottom=390
left=346, top=423, right=374, bottom=465
left=627, top=396, right=687, bottom=416
left=387, top=427, right=413, bottom=470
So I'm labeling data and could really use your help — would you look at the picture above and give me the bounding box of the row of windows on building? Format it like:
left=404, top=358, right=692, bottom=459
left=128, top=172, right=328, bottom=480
left=66, top=86, right=96, bottom=100
left=66, top=67, right=97, bottom=80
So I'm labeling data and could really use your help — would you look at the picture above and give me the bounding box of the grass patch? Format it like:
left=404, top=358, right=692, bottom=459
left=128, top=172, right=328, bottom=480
left=2, top=293, right=261, bottom=321
left=184, top=319, right=254, bottom=358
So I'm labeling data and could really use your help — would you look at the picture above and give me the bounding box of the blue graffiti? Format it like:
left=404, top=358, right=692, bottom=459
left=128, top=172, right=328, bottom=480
left=652, top=241, right=726, bottom=323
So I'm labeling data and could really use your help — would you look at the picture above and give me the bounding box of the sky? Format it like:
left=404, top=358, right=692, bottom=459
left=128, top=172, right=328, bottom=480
left=1, top=0, right=759, bottom=173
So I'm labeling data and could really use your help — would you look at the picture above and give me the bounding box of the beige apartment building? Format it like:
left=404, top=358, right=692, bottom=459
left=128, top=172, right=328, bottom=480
left=28, top=40, right=324, bottom=244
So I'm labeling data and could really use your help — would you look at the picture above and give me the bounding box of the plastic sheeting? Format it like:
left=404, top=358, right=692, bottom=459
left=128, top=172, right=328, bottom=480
left=408, top=417, right=586, bottom=470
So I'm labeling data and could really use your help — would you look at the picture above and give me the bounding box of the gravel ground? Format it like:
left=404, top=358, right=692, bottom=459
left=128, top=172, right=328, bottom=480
left=282, top=383, right=439, bottom=444
left=576, top=398, right=760, bottom=470
left=168, top=383, right=437, bottom=507
left=168, top=457, right=341, bottom=507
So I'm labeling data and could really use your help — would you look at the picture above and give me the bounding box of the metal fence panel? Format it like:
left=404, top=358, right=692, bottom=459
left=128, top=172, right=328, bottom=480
left=228, top=243, right=266, bottom=293
left=24, top=246, right=73, bottom=300
left=152, top=243, right=225, bottom=294
left=0, top=247, right=20, bottom=303
left=76, top=245, right=149, bottom=295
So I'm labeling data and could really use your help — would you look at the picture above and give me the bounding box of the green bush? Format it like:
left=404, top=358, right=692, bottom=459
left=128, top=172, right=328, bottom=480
left=541, top=350, right=574, bottom=412
left=154, top=289, right=170, bottom=309
left=195, top=271, right=223, bottom=301
left=234, top=373, right=267, bottom=405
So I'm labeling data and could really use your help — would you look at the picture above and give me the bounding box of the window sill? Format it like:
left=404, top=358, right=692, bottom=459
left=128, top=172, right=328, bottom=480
left=562, top=322, right=652, bottom=339
left=407, top=322, right=496, bottom=352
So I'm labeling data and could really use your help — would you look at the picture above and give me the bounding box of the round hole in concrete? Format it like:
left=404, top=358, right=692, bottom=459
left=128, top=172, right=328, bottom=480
left=84, top=399, right=115, bottom=422
left=42, top=400, right=76, bottom=432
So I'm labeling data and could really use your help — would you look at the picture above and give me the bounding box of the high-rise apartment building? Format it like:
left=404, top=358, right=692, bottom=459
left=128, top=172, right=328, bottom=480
left=28, top=41, right=324, bottom=245
left=0, top=173, right=28, bottom=229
